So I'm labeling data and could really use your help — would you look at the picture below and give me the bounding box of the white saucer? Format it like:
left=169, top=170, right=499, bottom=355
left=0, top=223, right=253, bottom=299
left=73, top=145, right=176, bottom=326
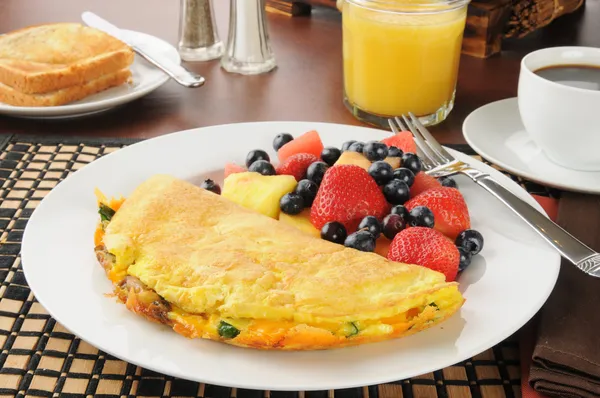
left=0, top=30, right=176, bottom=119
left=463, top=97, right=600, bottom=194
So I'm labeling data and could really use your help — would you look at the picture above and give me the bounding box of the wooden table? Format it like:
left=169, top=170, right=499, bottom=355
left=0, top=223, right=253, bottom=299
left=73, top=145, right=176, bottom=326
left=0, top=0, right=598, bottom=144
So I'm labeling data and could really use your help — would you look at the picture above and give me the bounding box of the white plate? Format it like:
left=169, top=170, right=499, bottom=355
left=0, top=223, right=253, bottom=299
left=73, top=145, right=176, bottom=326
left=0, top=30, right=176, bottom=119
left=22, top=122, right=560, bottom=391
left=463, top=97, right=600, bottom=194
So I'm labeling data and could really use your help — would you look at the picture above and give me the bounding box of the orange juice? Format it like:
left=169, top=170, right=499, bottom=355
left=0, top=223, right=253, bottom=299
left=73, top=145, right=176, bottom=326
left=342, top=0, right=468, bottom=126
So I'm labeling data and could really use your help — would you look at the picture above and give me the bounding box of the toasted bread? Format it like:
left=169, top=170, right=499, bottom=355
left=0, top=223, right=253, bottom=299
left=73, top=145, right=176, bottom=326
left=0, top=68, right=132, bottom=107
left=0, top=23, right=134, bottom=95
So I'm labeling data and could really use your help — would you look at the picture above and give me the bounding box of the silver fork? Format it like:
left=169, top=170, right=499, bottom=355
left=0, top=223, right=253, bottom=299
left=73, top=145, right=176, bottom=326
left=389, top=113, right=600, bottom=277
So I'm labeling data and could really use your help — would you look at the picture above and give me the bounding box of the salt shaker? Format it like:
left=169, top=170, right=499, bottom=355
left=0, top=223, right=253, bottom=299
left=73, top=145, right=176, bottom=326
left=221, top=0, right=276, bottom=75
left=178, top=0, right=224, bottom=61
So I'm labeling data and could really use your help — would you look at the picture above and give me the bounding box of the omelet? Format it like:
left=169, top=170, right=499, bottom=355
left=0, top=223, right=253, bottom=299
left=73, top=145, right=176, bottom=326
left=94, top=174, right=464, bottom=350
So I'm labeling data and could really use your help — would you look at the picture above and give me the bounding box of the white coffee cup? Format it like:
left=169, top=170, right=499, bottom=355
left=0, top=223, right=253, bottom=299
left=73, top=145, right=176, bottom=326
left=518, top=46, right=600, bottom=171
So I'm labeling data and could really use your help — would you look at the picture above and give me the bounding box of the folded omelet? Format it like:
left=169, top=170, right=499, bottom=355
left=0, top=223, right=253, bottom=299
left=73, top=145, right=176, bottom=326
left=94, top=174, right=464, bottom=350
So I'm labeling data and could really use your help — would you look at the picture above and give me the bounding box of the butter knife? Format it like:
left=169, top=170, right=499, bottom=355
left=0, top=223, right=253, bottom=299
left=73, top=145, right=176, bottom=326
left=81, top=12, right=205, bottom=88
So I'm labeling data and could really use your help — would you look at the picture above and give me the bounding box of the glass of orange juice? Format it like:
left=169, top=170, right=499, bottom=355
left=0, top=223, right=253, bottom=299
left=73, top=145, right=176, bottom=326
left=342, top=0, right=469, bottom=127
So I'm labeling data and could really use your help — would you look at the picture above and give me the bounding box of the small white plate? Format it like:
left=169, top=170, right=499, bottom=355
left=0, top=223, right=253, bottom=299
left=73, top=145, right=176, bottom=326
left=22, top=122, right=560, bottom=391
left=0, top=30, right=176, bottom=119
left=463, top=97, right=600, bottom=194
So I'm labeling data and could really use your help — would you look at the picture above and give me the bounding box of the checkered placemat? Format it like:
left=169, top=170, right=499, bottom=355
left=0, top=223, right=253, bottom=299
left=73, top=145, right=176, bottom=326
left=0, top=135, right=557, bottom=398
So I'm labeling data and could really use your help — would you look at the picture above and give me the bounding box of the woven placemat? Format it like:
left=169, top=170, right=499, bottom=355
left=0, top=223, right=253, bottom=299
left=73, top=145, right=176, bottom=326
left=0, top=135, right=558, bottom=398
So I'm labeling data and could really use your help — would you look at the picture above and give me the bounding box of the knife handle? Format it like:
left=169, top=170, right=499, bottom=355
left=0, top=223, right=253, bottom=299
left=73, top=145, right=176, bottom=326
left=135, top=46, right=205, bottom=88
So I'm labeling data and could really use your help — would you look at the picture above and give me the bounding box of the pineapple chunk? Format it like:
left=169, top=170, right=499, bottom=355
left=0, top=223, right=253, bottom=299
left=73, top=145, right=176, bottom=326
left=334, top=151, right=371, bottom=170
left=384, top=156, right=401, bottom=169
left=222, top=172, right=297, bottom=219
left=279, top=209, right=320, bottom=237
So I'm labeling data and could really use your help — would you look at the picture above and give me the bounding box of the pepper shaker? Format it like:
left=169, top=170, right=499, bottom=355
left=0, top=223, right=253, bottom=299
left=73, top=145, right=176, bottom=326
left=220, top=0, right=276, bottom=75
left=178, top=0, right=224, bottom=61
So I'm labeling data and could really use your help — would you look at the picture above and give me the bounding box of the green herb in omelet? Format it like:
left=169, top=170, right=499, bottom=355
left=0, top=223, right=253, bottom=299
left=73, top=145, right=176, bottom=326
left=98, top=204, right=116, bottom=222
left=428, top=302, right=439, bottom=310
left=218, top=321, right=240, bottom=339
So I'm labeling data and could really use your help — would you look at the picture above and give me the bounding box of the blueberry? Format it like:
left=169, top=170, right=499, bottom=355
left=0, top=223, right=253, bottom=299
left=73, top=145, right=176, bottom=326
left=321, top=147, right=342, bottom=166
left=363, top=141, right=389, bottom=162
left=358, top=216, right=382, bottom=239
left=455, top=229, right=484, bottom=255
left=279, top=193, right=304, bottom=215
left=342, top=140, right=357, bottom=151
left=295, top=179, right=318, bottom=207
left=368, top=161, right=394, bottom=185
left=458, top=247, right=472, bottom=272
left=388, top=146, right=403, bottom=158
left=249, top=160, right=276, bottom=176
left=408, top=206, right=435, bottom=228
left=344, top=230, right=376, bottom=252
left=273, top=133, right=294, bottom=151
left=200, top=178, right=221, bottom=195
left=246, top=149, right=270, bottom=168
left=383, top=179, right=410, bottom=205
left=321, top=221, right=347, bottom=244
left=390, top=205, right=410, bottom=221
left=402, top=153, right=422, bottom=174
left=382, top=213, right=406, bottom=240
left=347, top=141, right=365, bottom=153
left=392, top=168, right=415, bottom=187
left=306, top=161, right=329, bottom=185
left=439, top=176, right=457, bottom=188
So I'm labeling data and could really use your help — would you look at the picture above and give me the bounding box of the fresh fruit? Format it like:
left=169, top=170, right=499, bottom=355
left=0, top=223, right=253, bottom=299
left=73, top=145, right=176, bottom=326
left=278, top=130, right=324, bottom=162
left=363, top=141, right=389, bottom=162
left=246, top=149, right=270, bottom=168
left=280, top=192, right=305, bottom=215
left=273, top=133, right=294, bottom=151
left=276, top=153, right=319, bottom=181
left=408, top=206, right=435, bottom=228
left=383, top=179, right=410, bottom=205
left=348, top=141, right=365, bottom=153
left=390, top=205, right=409, bottom=221
left=388, top=146, right=403, bottom=158
left=249, top=160, right=276, bottom=176
left=382, top=213, right=406, bottom=240
left=384, top=157, right=401, bottom=169
left=279, top=209, right=320, bottom=238
left=321, top=147, right=342, bottom=166
left=455, top=229, right=484, bottom=255
left=334, top=151, right=371, bottom=170
left=410, top=172, right=442, bottom=197
left=392, top=168, right=415, bottom=187
left=458, top=247, right=472, bottom=272
left=224, top=162, right=246, bottom=178
left=341, top=140, right=356, bottom=151
left=401, top=153, right=422, bottom=174
left=321, top=221, right=348, bottom=244
left=310, top=164, right=389, bottom=232
left=388, top=227, right=460, bottom=281
left=374, top=238, right=391, bottom=257
left=200, top=179, right=221, bottom=194
left=344, top=230, right=376, bottom=252
left=358, top=216, right=382, bottom=239
left=306, top=161, right=329, bottom=185
left=381, top=131, right=417, bottom=154
left=368, top=161, right=394, bottom=185
left=222, top=172, right=297, bottom=219
left=405, top=187, right=471, bottom=239
left=439, top=176, right=457, bottom=188
left=295, top=179, right=318, bottom=207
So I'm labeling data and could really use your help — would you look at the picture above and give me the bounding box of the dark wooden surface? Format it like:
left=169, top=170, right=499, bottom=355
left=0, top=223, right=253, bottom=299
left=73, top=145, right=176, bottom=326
left=0, top=0, right=598, bottom=144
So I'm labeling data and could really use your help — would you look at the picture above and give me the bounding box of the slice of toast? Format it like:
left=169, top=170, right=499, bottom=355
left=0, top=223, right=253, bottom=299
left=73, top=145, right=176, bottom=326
left=0, top=68, right=132, bottom=107
left=0, top=23, right=134, bottom=95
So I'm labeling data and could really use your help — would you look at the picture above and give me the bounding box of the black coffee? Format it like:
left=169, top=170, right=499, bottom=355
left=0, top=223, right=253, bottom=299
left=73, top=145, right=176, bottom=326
left=534, top=64, right=600, bottom=91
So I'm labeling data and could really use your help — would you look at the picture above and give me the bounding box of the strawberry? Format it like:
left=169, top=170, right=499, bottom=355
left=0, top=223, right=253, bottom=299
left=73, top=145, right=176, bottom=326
left=224, top=162, right=246, bottom=178
left=276, top=153, right=319, bottom=181
left=381, top=131, right=417, bottom=154
left=405, top=187, right=470, bottom=240
left=410, top=172, right=442, bottom=197
left=310, top=165, right=389, bottom=231
left=388, top=227, right=459, bottom=281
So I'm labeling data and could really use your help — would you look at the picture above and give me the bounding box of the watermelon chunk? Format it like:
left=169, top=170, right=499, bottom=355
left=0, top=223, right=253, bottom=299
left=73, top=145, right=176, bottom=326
left=278, top=130, right=324, bottom=162
left=410, top=172, right=442, bottom=198
left=224, top=162, right=246, bottom=178
left=381, top=131, right=417, bottom=154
